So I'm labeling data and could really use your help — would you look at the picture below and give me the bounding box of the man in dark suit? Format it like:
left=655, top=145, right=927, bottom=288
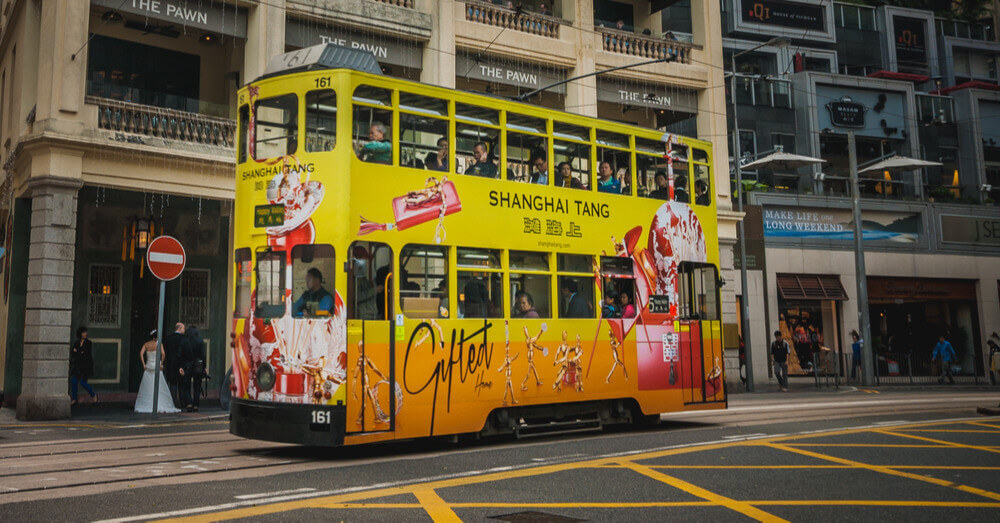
left=560, top=279, right=591, bottom=318
left=162, top=322, right=186, bottom=408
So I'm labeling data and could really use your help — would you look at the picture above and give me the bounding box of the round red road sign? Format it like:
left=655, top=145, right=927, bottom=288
left=146, top=236, right=186, bottom=281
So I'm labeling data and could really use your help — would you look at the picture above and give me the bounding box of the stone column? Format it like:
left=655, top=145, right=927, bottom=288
left=566, top=0, right=598, bottom=117
left=421, top=0, right=456, bottom=88
left=16, top=175, right=83, bottom=420
left=246, top=0, right=286, bottom=82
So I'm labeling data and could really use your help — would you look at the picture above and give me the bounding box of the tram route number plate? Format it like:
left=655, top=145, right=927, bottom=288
left=310, top=409, right=332, bottom=432
left=649, top=295, right=670, bottom=314
left=661, top=333, right=679, bottom=362
left=254, top=204, right=285, bottom=228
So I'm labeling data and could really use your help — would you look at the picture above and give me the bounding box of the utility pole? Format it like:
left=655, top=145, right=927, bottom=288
left=847, top=131, right=875, bottom=386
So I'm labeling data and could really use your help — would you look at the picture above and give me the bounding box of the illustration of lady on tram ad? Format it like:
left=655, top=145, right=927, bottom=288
left=605, top=201, right=720, bottom=398
left=232, top=154, right=349, bottom=407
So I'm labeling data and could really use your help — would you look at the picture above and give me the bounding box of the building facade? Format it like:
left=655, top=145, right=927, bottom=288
left=707, top=0, right=1000, bottom=387
left=0, top=0, right=735, bottom=419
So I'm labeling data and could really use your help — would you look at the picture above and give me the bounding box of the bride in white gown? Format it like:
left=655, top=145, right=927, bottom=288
left=135, top=330, right=180, bottom=413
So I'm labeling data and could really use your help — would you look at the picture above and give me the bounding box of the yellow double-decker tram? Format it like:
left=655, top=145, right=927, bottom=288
left=230, top=44, right=725, bottom=446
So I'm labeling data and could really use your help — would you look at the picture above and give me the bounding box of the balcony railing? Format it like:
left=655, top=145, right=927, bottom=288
left=465, top=1, right=562, bottom=38
left=598, top=27, right=695, bottom=64
left=375, top=0, right=414, bottom=7
left=88, top=96, right=236, bottom=149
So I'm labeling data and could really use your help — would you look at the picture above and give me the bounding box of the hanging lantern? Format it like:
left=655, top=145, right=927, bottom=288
left=122, top=215, right=157, bottom=262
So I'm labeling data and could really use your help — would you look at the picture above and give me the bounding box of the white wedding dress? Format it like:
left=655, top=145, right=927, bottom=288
left=135, top=352, right=180, bottom=413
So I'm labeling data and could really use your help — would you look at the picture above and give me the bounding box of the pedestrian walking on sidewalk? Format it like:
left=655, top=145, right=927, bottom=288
left=178, top=325, right=206, bottom=412
left=771, top=330, right=791, bottom=392
left=69, top=326, right=97, bottom=405
left=932, top=334, right=957, bottom=385
left=850, top=330, right=863, bottom=380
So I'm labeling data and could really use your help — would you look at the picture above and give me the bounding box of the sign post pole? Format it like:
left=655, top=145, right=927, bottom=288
left=145, top=236, right=187, bottom=418
left=151, top=280, right=165, bottom=420
left=848, top=131, right=875, bottom=387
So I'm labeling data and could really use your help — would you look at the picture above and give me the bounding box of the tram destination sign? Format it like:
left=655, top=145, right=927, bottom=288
left=648, top=295, right=671, bottom=314
left=254, top=204, right=285, bottom=228
left=741, top=0, right=826, bottom=32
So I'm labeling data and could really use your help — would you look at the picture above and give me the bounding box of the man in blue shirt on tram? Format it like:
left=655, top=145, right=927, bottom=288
left=294, top=267, right=334, bottom=317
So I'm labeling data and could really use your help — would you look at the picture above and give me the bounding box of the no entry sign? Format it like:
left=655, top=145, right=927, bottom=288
left=146, top=236, right=186, bottom=281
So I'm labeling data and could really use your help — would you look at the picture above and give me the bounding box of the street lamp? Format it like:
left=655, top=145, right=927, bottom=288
left=729, top=36, right=789, bottom=392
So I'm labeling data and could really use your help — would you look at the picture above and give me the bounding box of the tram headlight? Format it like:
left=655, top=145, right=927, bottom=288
left=257, top=362, right=276, bottom=392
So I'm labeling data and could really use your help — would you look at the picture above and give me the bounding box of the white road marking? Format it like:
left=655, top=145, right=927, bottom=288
left=234, top=488, right=316, bottom=500
left=723, top=433, right=767, bottom=439
left=530, top=453, right=586, bottom=462
left=94, top=415, right=990, bottom=523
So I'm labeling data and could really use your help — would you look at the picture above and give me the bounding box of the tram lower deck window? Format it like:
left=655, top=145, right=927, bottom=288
left=290, top=244, right=336, bottom=319
left=400, top=244, right=448, bottom=319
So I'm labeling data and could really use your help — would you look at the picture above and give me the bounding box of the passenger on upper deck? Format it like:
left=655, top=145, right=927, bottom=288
left=649, top=170, right=671, bottom=200
left=465, top=142, right=498, bottom=178
left=426, top=136, right=449, bottom=172
left=530, top=150, right=549, bottom=185
left=695, top=179, right=710, bottom=206
left=556, top=162, right=584, bottom=189
left=597, top=161, right=622, bottom=194
left=359, top=122, right=391, bottom=164
left=674, top=174, right=690, bottom=203
left=293, top=268, right=334, bottom=317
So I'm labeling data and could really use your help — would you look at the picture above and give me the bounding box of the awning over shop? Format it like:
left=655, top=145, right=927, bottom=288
left=866, top=70, right=930, bottom=83
left=777, top=274, right=848, bottom=301
left=931, top=80, right=1000, bottom=95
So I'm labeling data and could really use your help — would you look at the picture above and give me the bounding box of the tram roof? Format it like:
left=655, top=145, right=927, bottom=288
left=260, top=43, right=383, bottom=81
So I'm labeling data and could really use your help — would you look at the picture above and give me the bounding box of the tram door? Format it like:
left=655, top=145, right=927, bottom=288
left=346, top=242, right=396, bottom=434
left=678, top=263, right=725, bottom=405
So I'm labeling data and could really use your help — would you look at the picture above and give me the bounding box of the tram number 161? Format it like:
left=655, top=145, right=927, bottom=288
left=311, top=410, right=331, bottom=424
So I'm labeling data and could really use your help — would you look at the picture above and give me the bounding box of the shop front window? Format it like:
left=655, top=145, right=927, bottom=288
left=777, top=300, right=840, bottom=377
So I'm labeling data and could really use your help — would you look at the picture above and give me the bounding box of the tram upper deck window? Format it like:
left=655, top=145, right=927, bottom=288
left=400, top=114, right=449, bottom=171
left=305, top=90, right=336, bottom=153
left=255, top=250, right=285, bottom=318
left=400, top=244, right=449, bottom=319
left=400, top=92, right=448, bottom=117
left=290, top=244, right=336, bottom=319
left=553, top=122, right=591, bottom=190
left=596, top=149, right=630, bottom=195
left=254, top=94, right=298, bottom=160
left=637, top=153, right=669, bottom=199
left=457, top=104, right=500, bottom=178
left=456, top=103, right=499, bottom=126
left=507, top=131, right=548, bottom=184
left=353, top=85, right=393, bottom=165
left=596, top=130, right=629, bottom=149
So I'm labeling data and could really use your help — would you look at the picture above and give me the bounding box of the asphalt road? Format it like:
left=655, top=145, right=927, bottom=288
left=1, top=390, right=999, bottom=522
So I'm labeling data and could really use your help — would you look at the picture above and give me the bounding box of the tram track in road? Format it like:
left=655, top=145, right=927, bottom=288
left=0, top=428, right=235, bottom=459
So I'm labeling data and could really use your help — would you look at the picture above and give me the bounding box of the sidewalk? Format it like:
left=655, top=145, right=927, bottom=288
left=0, top=398, right=228, bottom=426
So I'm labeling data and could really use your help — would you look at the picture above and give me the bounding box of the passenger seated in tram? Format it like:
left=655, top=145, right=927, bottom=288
left=601, top=290, right=621, bottom=318
left=556, top=162, right=584, bottom=189
left=530, top=150, right=549, bottom=185
left=649, top=170, right=671, bottom=200
left=695, top=179, right=710, bottom=206
left=426, top=136, right=449, bottom=172
left=293, top=268, right=334, bottom=317
left=513, top=290, right=540, bottom=318
left=359, top=122, right=391, bottom=164
left=597, top=161, right=622, bottom=194
left=673, top=174, right=690, bottom=203
left=465, top=141, right=498, bottom=178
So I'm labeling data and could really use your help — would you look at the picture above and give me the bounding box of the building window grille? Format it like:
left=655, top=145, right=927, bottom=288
left=180, top=270, right=211, bottom=328
left=88, top=265, right=122, bottom=327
